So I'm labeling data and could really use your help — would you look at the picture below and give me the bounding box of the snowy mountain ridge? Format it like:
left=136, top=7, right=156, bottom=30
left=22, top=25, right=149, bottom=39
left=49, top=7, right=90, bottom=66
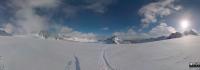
left=104, top=30, right=199, bottom=44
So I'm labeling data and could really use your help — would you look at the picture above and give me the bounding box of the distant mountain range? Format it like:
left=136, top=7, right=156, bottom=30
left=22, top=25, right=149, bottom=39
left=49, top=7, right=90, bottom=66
left=2, top=29, right=197, bottom=44
left=104, top=29, right=199, bottom=44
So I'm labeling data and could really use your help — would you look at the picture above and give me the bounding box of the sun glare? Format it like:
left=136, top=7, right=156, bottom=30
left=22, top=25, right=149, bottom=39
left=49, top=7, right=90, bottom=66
left=180, top=19, right=190, bottom=29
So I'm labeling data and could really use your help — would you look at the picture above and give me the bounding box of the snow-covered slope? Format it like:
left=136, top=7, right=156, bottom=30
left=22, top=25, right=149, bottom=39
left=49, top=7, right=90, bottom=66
left=0, top=36, right=200, bottom=70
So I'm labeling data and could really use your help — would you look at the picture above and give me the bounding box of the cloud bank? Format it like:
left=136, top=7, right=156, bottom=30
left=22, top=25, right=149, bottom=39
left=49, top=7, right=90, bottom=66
left=113, top=29, right=150, bottom=40
left=113, top=23, right=177, bottom=40
left=148, top=22, right=176, bottom=37
left=57, top=26, right=98, bottom=42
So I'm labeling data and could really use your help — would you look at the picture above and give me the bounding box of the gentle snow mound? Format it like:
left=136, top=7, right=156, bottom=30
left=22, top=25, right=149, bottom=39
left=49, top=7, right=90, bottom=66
left=0, top=36, right=199, bottom=70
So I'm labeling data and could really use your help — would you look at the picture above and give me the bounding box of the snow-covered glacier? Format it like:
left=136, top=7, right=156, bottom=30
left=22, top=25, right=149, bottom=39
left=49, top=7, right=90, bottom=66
left=0, top=36, right=199, bottom=70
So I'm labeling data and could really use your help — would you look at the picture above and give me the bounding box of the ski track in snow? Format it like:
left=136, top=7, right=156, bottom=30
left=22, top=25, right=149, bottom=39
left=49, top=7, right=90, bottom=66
left=98, top=47, right=115, bottom=70
left=66, top=47, right=116, bottom=70
left=65, top=56, right=80, bottom=70
left=74, top=56, right=80, bottom=70
left=0, top=56, right=5, bottom=70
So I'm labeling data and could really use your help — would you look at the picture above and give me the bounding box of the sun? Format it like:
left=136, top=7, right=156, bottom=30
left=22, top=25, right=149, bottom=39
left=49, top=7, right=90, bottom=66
left=180, top=19, right=190, bottom=29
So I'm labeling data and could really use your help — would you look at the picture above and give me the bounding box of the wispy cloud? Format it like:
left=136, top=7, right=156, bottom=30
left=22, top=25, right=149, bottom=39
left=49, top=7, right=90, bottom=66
left=61, top=0, right=117, bottom=18
left=85, top=0, right=117, bottom=14
left=101, top=27, right=109, bottom=30
left=139, top=0, right=182, bottom=27
left=8, top=0, right=60, bottom=34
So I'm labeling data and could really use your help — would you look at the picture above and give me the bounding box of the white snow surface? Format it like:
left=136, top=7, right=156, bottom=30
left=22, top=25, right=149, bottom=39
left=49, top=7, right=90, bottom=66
left=0, top=36, right=200, bottom=70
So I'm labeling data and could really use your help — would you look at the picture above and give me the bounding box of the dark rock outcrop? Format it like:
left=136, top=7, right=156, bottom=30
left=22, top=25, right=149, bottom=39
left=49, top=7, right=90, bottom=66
left=38, top=31, right=50, bottom=39
left=104, top=35, right=120, bottom=44
left=167, top=32, right=183, bottom=39
left=0, top=30, right=12, bottom=36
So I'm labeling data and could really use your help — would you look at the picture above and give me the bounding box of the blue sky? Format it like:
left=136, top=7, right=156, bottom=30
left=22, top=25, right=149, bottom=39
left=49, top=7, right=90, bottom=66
left=0, top=0, right=200, bottom=37
left=67, top=0, right=149, bottom=34
left=33, top=0, right=151, bottom=35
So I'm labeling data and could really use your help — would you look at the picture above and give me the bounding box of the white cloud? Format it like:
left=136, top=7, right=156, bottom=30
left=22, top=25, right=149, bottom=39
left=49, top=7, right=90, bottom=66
left=0, top=0, right=101, bottom=42
left=148, top=22, right=176, bottom=37
left=85, top=0, right=117, bottom=13
left=139, top=0, right=182, bottom=27
left=63, top=5, right=80, bottom=18
left=58, top=0, right=117, bottom=19
left=70, top=31, right=97, bottom=39
left=3, top=23, right=15, bottom=34
left=113, top=23, right=177, bottom=40
left=86, top=3, right=106, bottom=13
left=11, top=0, right=59, bottom=8
left=113, top=29, right=150, bottom=40
left=4, top=0, right=117, bottom=33
left=101, top=27, right=109, bottom=30
left=8, top=0, right=61, bottom=34
left=27, top=0, right=59, bottom=8
left=63, top=31, right=98, bottom=42
left=15, top=7, right=49, bottom=34
left=4, top=0, right=115, bottom=35
left=54, top=26, right=98, bottom=42
left=59, top=26, right=73, bottom=34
